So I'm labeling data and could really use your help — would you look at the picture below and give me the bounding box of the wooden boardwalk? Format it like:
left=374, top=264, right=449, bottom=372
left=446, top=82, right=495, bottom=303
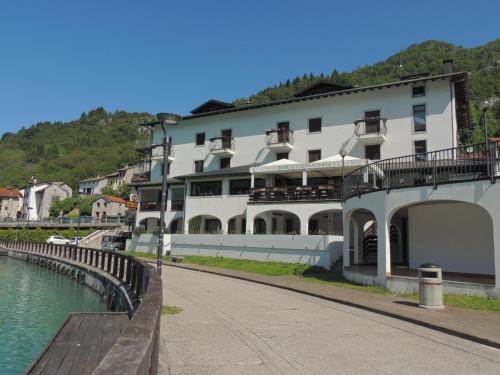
left=27, top=312, right=129, bottom=375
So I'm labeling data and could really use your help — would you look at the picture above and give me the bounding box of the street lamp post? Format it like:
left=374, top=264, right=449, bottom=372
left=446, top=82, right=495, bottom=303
left=340, top=150, right=347, bottom=204
left=155, top=113, right=182, bottom=275
left=76, top=189, right=83, bottom=248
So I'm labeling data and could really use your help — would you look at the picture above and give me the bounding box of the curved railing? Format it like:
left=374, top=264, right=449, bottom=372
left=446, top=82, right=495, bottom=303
left=0, top=240, right=162, bottom=375
left=343, top=140, right=500, bottom=200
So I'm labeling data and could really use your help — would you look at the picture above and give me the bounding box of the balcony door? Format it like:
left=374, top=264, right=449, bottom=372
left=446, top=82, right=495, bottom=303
left=221, top=129, right=232, bottom=149
left=364, top=110, right=380, bottom=133
left=277, top=122, right=289, bottom=143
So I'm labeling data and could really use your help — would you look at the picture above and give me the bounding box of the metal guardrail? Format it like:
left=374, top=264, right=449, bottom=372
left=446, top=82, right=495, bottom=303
left=208, top=135, right=235, bottom=151
left=265, top=128, right=294, bottom=145
left=0, top=216, right=126, bottom=227
left=354, top=117, right=387, bottom=136
left=0, top=240, right=162, bottom=375
left=343, top=140, right=499, bottom=200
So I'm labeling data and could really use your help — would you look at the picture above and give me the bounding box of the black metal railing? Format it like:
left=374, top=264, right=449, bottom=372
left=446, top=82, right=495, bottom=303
left=354, top=117, right=387, bottom=136
left=265, top=128, right=294, bottom=145
left=171, top=200, right=184, bottom=211
left=343, top=140, right=499, bottom=200
left=249, top=184, right=341, bottom=202
left=139, top=201, right=164, bottom=211
left=208, top=135, right=235, bottom=151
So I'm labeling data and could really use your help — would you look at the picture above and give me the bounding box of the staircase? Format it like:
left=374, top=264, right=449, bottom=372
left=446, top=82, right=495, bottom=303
left=339, top=131, right=358, bottom=157
left=362, top=222, right=377, bottom=263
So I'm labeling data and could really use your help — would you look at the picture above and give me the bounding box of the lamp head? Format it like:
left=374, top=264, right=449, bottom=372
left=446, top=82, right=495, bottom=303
left=156, top=113, right=182, bottom=125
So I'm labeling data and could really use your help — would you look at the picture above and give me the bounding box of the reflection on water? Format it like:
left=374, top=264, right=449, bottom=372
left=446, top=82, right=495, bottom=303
left=0, top=256, right=107, bottom=374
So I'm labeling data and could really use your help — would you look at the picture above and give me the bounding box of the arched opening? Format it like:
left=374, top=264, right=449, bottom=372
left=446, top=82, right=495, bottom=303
left=389, top=201, right=495, bottom=284
left=169, top=217, right=184, bottom=234
left=348, top=209, right=378, bottom=267
left=188, top=215, right=222, bottom=234
left=137, top=217, right=160, bottom=235
left=253, top=210, right=301, bottom=235
left=227, top=214, right=246, bottom=234
left=308, top=210, right=342, bottom=235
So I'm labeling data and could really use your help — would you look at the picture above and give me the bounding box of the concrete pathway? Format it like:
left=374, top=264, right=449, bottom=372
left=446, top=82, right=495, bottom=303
left=160, top=266, right=500, bottom=375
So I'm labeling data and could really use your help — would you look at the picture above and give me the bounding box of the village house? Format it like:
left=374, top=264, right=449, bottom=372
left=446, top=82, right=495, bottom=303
left=19, top=180, right=72, bottom=220
left=0, top=188, right=22, bottom=220
left=91, top=195, right=127, bottom=220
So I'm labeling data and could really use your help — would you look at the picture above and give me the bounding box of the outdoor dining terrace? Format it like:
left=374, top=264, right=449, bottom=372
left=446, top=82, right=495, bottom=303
left=249, top=184, right=341, bottom=202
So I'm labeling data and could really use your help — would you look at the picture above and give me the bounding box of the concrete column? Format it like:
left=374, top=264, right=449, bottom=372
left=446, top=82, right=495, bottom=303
left=221, top=219, right=229, bottom=235
left=300, top=216, right=309, bottom=235
left=490, top=211, right=500, bottom=289
left=302, top=170, right=308, bottom=186
left=376, top=213, right=391, bottom=285
left=245, top=214, right=254, bottom=234
left=250, top=173, right=255, bottom=188
left=265, top=214, right=272, bottom=235
left=342, top=213, right=351, bottom=268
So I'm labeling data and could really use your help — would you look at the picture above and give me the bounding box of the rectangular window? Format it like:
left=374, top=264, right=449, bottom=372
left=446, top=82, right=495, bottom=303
left=414, top=140, right=427, bottom=161
left=277, top=152, right=289, bottom=160
left=365, top=145, right=381, bottom=160
left=191, top=181, right=222, bottom=196
left=412, top=85, right=426, bottom=97
left=413, top=104, right=426, bottom=132
left=308, top=118, right=322, bottom=133
left=194, top=160, right=204, bottom=173
left=220, top=157, right=231, bottom=169
left=195, top=132, right=205, bottom=146
left=308, top=149, right=321, bottom=162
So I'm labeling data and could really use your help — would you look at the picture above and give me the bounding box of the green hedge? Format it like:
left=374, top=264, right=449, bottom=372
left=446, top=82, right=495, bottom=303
left=0, top=228, right=96, bottom=243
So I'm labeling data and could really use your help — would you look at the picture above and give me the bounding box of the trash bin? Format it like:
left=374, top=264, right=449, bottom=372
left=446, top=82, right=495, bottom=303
left=418, top=263, right=444, bottom=310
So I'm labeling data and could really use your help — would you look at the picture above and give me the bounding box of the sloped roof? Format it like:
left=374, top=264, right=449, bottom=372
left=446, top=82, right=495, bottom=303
left=190, top=99, right=236, bottom=115
left=294, top=80, right=353, bottom=97
left=0, top=188, right=22, bottom=198
left=101, top=195, right=127, bottom=204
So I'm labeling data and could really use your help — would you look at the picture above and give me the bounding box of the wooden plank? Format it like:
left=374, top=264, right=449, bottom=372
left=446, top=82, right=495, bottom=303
left=27, top=313, right=128, bottom=375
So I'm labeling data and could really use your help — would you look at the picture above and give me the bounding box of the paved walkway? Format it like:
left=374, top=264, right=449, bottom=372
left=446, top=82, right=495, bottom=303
left=164, top=262, right=500, bottom=349
left=161, top=266, right=500, bottom=375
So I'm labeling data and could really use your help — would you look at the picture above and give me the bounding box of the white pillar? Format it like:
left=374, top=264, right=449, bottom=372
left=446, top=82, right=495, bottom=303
left=491, top=211, right=500, bottom=289
left=221, top=219, right=229, bottom=235
left=300, top=216, right=309, bottom=235
left=251, top=173, right=255, bottom=188
left=376, top=214, right=391, bottom=285
left=265, top=215, right=272, bottom=234
left=302, top=170, right=308, bottom=186
left=246, top=214, right=254, bottom=234
left=342, top=213, right=351, bottom=268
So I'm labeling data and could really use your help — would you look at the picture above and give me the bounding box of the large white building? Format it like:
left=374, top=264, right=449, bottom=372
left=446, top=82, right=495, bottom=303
left=128, top=62, right=500, bottom=295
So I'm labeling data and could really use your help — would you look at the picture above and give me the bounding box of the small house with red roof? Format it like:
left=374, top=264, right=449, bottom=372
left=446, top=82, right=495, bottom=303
left=0, top=188, right=22, bottom=220
left=91, top=195, right=127, bottom=219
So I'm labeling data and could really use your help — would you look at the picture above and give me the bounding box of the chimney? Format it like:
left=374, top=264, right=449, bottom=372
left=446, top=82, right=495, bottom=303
left=443, top=59, right=453, bottom=74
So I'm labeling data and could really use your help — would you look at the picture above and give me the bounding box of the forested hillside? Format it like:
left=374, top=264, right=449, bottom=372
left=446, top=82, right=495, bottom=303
left=0, top=108, right=154, bottom=189
left=0, top=39, right=498, bottom=190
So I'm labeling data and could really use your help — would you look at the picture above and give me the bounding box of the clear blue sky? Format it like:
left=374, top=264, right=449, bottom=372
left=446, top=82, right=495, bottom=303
left=0, top=0, right=498, bottom=135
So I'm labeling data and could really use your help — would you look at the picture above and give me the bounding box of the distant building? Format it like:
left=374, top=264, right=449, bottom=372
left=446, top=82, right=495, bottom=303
left=0, top=188, right=22, bottom=220
left=19, top=180, right=73, bottom=220
left=79, top=165, right=135, bottom=196
left=91, top=195, right=127, bottom=220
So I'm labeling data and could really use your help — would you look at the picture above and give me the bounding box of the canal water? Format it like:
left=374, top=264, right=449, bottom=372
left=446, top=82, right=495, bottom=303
left=0, top=256, right=107, bottom=374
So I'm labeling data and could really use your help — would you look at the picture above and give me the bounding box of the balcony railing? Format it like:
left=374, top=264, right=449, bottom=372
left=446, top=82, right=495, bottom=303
left=171, top=200, right=184, bottom=211
left=131, top=171, right=150, bottom=183
left=151, top=143, right=174, bottom=159
left=139, top=202, right=163, bottom=211
left=135, top=138, right=153, bottom=152
left=343, top=140, right=500, bottom=200
left=265, top=128, right=294, bottom=145
left=354, top=117, right=387, bottom=137
left=208, top=136, right=235, bottom=151
left=249, top=184, right=341, bottom=202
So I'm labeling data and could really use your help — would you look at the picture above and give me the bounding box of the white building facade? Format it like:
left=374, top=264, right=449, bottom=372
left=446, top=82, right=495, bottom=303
left=127, top=65, right=500, bottom=294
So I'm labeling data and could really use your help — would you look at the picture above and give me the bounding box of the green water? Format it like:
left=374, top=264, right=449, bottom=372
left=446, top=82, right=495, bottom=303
left=0, top=256, right=107, bottom=375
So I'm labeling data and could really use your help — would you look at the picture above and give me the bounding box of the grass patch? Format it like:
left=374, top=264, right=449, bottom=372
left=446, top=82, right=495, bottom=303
left=123, top=251, right=170, bottom=262
left=161, top=305, right=182, bottom=315
left=178, top=255, right=316, bottom=276
left=401, top=293, right=500, bottom=314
